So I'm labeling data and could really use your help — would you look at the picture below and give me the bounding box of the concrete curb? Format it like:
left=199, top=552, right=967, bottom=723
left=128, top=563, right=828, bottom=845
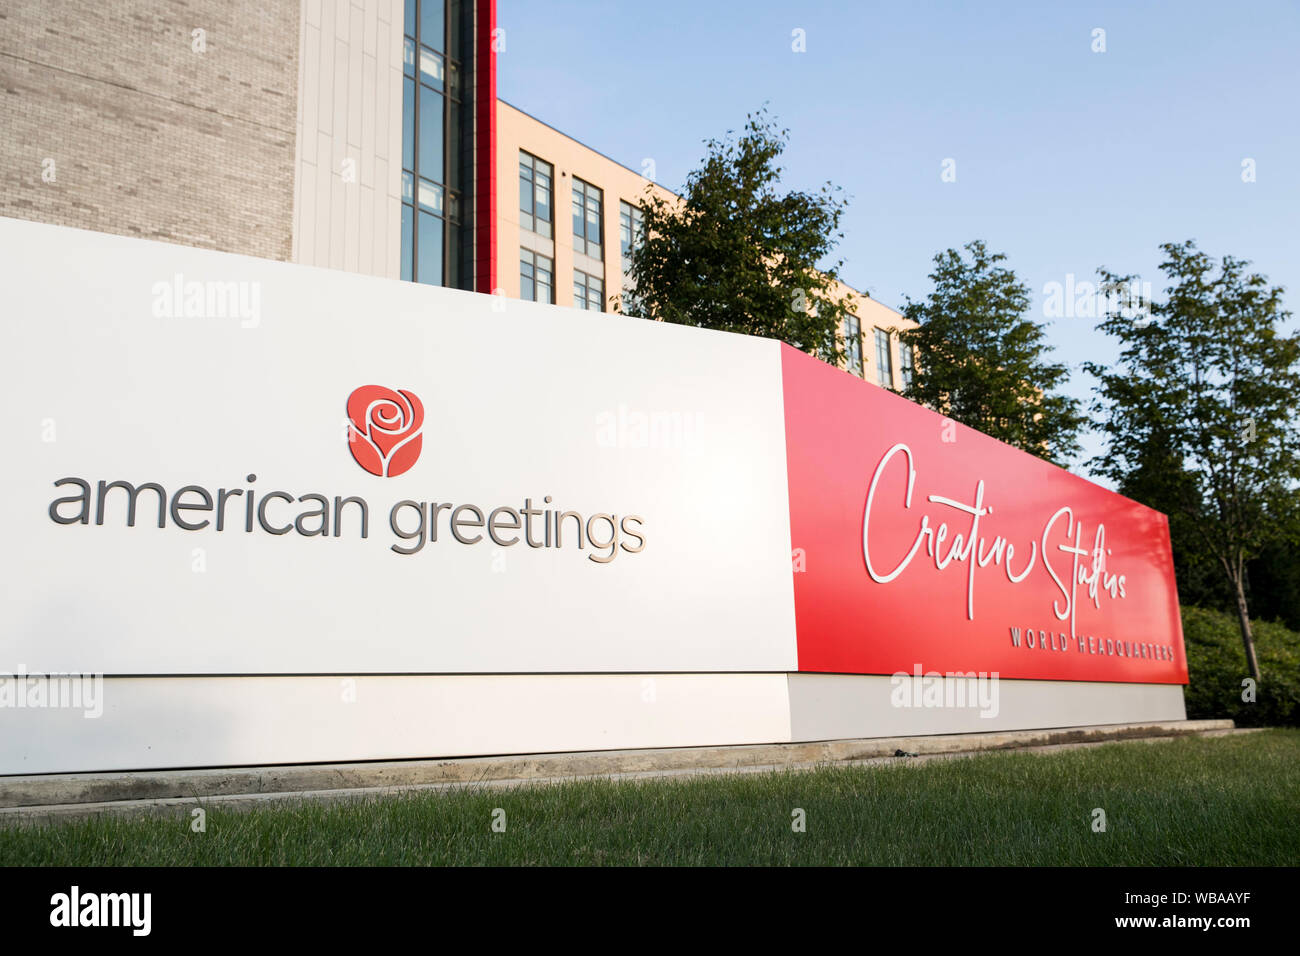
left=0, top=719, right=1245, bottom=826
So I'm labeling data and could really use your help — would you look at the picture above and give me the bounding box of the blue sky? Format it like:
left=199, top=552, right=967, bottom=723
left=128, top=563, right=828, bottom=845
left=497, top=0, right=1300, bottom=474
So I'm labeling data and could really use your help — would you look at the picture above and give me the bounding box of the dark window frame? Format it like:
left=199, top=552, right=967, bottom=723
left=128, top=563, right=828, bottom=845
left=844, top=315, right=863, bottom=378
left=574, top=268, right=604, bottom=312
left=572, top=178, right=603, bottom=259
left=619, top=199, right=643, bottom=265
left=519, top=151, right=554, bottom=238
left=520, top=249, right=554, bottom=304
left=899, top=340, right=915, bottom=390
left=401, top=0, right=462, bottom=287
left=874, top=328, right=894, bottom=389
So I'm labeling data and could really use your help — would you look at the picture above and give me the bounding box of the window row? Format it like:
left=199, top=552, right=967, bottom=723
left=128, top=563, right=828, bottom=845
left=518, top=151, right=645, bottom=266
left=520, top=251, right=606, bottom=312
left=400, top=0, right=462, bottom=287
left=404, top=0, right=447, bottom=57
left=619, top=201, right=643, bottom=267
left=843, top=319, right=915, bottom=391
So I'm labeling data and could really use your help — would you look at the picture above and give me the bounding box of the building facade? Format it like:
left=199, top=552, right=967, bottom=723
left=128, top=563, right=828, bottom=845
left=0, top=0, right=916, bottom=387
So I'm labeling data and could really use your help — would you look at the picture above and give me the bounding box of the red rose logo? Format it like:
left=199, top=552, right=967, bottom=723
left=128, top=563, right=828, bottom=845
left=346, top=385, right=424, bottom=477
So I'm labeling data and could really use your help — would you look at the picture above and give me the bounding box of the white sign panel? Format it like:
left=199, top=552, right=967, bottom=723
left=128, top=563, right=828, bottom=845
left=0, top=218, right=798, bottom=675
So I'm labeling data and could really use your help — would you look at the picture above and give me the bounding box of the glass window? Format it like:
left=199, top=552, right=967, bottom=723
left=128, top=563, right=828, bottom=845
left=899, top=341, right=915, bottom=390
left=418, top=87, right=443, bottom=184
left=417, top=179, right=443, bottom=215
left=619, top=200, right=644, bottom=264
left=417, top=211, right=443, bottom=286
left=534, top=170, right=551, bottom=230
left=844, top=316, right=863, bottom=377
left=875, top=328, right=894, bottom=389
left=521, top=250, right=554, bottom=304
left=574, top=270, right=604, bottom=311
left=419, top=46, right=444, bottom=90
left=536, top=255, right=553, bottom=304
left=401, top=0, right=458, bottom=289
left=572, top=178, right=603, bottom=257
left=620, top=288, right=643, bottom=317
left=519, top=152, right=553, bottom=237
left=586, top=195, right=601, bottom=247
left=400, top=203, right=413, bottom=282
left=420, top=0, right=444, bottom=52
left=521, top=255, right=534, bottom=303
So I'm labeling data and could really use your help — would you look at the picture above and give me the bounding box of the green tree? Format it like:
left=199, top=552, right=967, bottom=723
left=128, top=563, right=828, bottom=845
left=899, top=241, right=1085, bottom=464
left=1247, top=504, right=1300, bottom=633
left=621, top=108, right=855, bottom=363
left=1085, top=241, right=1300, bottom=682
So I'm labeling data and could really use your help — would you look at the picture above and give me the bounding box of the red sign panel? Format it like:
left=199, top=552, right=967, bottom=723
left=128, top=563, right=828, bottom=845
left=781, top=345, right=1187, bottom=684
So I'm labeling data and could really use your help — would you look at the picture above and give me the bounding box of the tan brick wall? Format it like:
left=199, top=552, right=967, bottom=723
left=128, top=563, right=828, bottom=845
left=0, top=0, right=299, bottom=261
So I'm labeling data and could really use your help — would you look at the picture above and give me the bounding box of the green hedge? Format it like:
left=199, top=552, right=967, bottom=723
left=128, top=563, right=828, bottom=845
left=1182, top=605, right=1300, bottom=727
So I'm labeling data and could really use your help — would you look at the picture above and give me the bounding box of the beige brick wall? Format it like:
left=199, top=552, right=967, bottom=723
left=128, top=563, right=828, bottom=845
left=0, top=0, right=299, bottom=261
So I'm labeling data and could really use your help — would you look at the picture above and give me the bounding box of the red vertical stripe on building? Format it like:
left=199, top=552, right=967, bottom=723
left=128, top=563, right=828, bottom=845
left=474, top=0, right=497, bottom=294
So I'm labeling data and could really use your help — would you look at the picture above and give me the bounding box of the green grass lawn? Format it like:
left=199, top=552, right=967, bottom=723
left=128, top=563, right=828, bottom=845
left=3, top=730, right=1297, bottom=866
